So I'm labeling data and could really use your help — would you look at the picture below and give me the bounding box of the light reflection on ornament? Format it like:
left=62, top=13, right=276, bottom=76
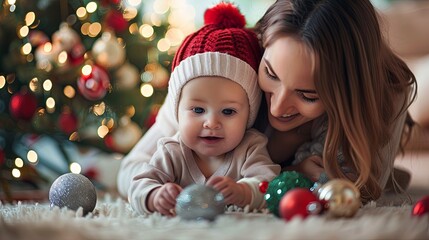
left=101, top=117, right=115, bottom=129
left=166, top=28, right=184, bottom=46
left=58, top=51, right=68, bottom=64
left=97, top=125, right=109, bottom=138
left=123, top=7, right=138, bottom=20
left=150, top=13, right=162, bottom=26
left=0, top=76, right=5, bottom=88
left=43, top=79, right=52, bottom=91
left=140, top=83, right=154, bottom=97
left=19, top=25, right=29, bottom=38
left=21, top=43, right=32, bottom=55
left=70, top=162, right=82, bottom=174
left=157, top=38, right=170, bottom=52
left=25, top=12, right=36, bottom=26
left=76, top=7, right=87, bottom=19
left=15, top=158, right=24, bottom=168
left=139, top=24, right=154, bottom=38
left=9, top=4, right=16, bottom=12
left=128, top=23, right=138, bottom=34
left=88, top=22, right=102, bottom=37
left=153, top=0, right=169, bottom=14
left=69, top=132, right=80, bottom=141
left=81, top=22, right=90, bottom=35
left=64, top=85, right=76, bottom=98
left=124, top=0, right=142, bottom=7
left=12, top=168, right=21, bottom=178
left=86, top=2, right=98, bottom=13
left=27, top=150, right=38, bottom=163
left=29, top=77, right=39, bottom=92
left=92, top=102, right=106, bottom=116
left=126, top=105, right=135, bottom=117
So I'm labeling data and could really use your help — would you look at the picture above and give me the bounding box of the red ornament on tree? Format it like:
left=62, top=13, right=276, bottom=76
left=68, top=43, right=85, bottom=66
left=58, top=108, right=78, bottom=134
left=412, top=196, right=429, bottom=217
left=279, top=188, right=322, bottom=221
left=105, top=10, right=128, bottom=33
left=9, top=89, right=38, bottom=121
left=77, top=65, right=110, bottom=101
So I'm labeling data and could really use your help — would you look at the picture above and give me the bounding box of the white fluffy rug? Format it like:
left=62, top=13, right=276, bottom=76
left=1, top=194, right=429, bottom=240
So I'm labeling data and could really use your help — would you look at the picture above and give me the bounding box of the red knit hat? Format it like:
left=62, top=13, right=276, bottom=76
left=168, top=2, right=262, bottom=128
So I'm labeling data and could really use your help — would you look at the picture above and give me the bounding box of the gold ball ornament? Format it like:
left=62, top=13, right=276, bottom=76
left=110, top=117, right=143, bottom=153
left=115, top=62, right=139, bottom=90
left=52, top=23, right=81, bottom=52
left=317, top=179, right=361, bottom=218
left=92, top=32, right=126, bottom=69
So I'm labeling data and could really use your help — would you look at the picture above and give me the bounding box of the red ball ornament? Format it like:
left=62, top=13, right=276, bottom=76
left=279, top=188, right=322, bottom=221
left=77, top=65, right=110, bottom=101
left=105, top=10, right=128, bottom=33
left=9, top=89, right=38, bottom=121
left=412, top=196, right=429, bottom=217
left=58, top=109, right=78, bottom=134
left=259, top=181, right=269, bottom=194
left=68, top=43, right=85, bottom=66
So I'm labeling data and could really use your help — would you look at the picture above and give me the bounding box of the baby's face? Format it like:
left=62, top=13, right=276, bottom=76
left=178, top=76, right=249, bottom=158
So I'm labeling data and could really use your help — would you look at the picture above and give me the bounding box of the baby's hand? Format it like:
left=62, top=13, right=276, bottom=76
left=206, top=176, right=247, bottom=206
left=152, top=183, right=182, bottom=216
left=291, top=155, right=324, bottom=182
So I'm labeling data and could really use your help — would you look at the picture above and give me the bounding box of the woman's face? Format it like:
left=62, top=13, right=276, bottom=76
left=258, top=36, right=325, bottom=132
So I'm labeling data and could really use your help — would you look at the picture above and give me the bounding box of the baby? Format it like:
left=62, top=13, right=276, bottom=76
left=129, top=2, right=280, bottom=216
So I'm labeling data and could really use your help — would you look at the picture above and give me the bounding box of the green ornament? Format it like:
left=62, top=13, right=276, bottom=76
left=264, top=171, right=314, bottom=217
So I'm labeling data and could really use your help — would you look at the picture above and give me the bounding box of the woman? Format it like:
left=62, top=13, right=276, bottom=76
left=117, top=0, right=416, bottom=203
left=254, top=0, right=416, bottom=202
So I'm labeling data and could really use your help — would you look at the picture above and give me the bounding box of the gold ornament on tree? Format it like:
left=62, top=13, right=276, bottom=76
left=52, top=23, right=81, bottom=52
left=92, top=32, right=126, bottom=69
left=114, top=62, right=140, bottom=90
left=110, top=116, right=143, bottom=153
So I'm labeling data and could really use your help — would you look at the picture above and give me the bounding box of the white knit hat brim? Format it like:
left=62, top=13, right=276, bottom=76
left=168, top=52, right=261, bottom=128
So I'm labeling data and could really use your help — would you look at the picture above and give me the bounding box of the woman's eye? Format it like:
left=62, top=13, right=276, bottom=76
left=192, top=107, right=204, bottom=114
left=222, top=108, right=236, bottom=115
left=264, top=67, right=277, bottom=80
left=299, top=92, right=319, bottom=103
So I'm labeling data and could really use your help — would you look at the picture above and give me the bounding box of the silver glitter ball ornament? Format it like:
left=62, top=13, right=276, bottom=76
left=49, top=173, right=97, bottom=215
left=176, top=184, right=225, bottom=221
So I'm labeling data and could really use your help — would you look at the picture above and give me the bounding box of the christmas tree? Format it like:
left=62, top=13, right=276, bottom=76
left=0, top=0, right=194, bottom=201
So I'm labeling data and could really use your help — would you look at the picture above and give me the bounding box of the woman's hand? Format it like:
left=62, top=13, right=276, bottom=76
left=149, top=183, right=182, bottom=216
left=206, top=176, right=250, bottom=206
left=286, top=155, right=324, bottom=182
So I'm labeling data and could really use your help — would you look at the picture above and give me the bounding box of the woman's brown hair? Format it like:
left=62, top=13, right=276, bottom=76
left=255, top=0, right=417, bottom=201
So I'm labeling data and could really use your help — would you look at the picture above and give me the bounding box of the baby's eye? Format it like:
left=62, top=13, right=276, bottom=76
left=222, top=108, right=236, bottom=115
left=192, top=107, right=204, bottom=114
